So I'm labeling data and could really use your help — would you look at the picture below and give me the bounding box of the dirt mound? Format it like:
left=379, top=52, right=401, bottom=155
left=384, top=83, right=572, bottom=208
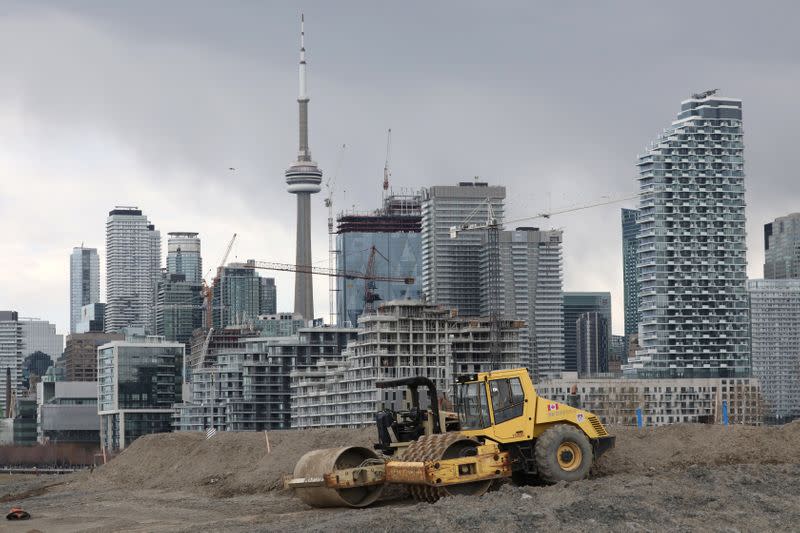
left=90, top=421, right=800, bottom=499
left=596, top=421, right=800, bottom=475
left=94, top=427, right=375, bottom=497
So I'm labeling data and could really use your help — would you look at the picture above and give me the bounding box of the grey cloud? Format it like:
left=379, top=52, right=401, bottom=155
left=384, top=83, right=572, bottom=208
left=2, top=1, right=800, bottom=333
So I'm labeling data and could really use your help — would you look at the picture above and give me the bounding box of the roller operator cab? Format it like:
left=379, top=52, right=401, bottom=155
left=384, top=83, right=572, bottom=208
left=455, top=368, right=615, bottom=483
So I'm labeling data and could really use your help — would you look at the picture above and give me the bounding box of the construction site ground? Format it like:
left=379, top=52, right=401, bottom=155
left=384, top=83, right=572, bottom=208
left=2, top=422, right=799, bottom=532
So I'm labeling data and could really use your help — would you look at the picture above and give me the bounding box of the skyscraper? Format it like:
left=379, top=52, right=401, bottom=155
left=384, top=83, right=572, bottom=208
left=562, top=292, right=611, bottom=373
left=747, top=279, right=800, bottom=422
left=259, top=277, right=277, bottom=316
left=632, top=91, right=748, bottom=378
left=69, top=246, right=100, bottom=334
left=156, top=273, right=203, bottom=345
left=336, top=192, right=422, bottom=327
left=0, top=311, right=22, bottom=414
left=212, top=264, right=263, bottom=328
left=576, top=311, right=609, bottom=377
left=764, top=213, right=800, bottom=279
left=421, top=182, right=505, bottom=317
left=285, top=15, right=322, bottom=320
left=493, top=227, right=564, bottom=379
left=19, top=318, right=63, bottom=360
left=166, top=232, right=202, bottom=284
left=621, top=209, right=640, bottom=337
left=105, top=207, right=162, bottom=334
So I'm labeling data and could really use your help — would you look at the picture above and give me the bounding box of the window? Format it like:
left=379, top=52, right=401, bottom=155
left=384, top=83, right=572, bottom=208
left=489, top=378, right=525, bottom=424
left=457, top=382, right=491, bottom=430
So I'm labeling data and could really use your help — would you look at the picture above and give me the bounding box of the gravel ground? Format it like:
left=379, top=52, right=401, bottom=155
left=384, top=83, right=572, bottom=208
left=2, top=422, right=799, bottom=532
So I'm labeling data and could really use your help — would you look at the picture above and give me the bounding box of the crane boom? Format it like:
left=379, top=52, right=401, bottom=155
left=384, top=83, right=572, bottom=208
left=219, top=233, right=237, bottom=273
left=383, top=128, right=392, bottom=192
left=243, top=259, right=414, bottom=285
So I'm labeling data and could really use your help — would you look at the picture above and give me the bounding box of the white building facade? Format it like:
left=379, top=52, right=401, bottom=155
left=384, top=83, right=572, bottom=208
left=630, top=92, right=749, bottom=378
left=421, top=182, right=505, bottom=317
left=536, top=373, right=764, bottom=426
left=291, top=300, right=523, bottom=428
left=748, top=279, right=800, bottom=421
left=494, top=227, right=565, bottom=379
left=0, top=311, right=23, bottom=414
left=105, top=207, right=162, bottom=334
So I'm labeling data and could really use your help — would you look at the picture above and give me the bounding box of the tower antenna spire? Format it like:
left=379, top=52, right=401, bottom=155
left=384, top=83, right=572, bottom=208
left=299, top=13, right=307, bottom=100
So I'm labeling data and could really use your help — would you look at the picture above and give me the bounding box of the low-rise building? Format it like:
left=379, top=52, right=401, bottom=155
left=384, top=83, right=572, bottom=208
left=535, top=373, right=764, bottom=426
left=98, top=335, right=184, bottom=450
left=36, top=381, right=99, bottom=445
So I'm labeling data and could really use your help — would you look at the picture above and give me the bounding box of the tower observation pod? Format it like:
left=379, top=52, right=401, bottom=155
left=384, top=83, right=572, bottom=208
left=285, top=13, right=323, bottom=319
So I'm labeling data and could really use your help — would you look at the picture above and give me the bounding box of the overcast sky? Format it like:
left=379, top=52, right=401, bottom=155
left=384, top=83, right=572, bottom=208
left=2, top=1, right=800, bottom=337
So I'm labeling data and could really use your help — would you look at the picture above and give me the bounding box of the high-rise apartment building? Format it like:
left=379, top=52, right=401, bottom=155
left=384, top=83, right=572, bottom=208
left=576, top=312, right=609, bottom=377
left=0, top=311, right=23, bottom=414
left=155, top=273, right=203, bottom=345
left=421, top=182, right=505, bottom=317
left=563, top=293, right=611, bottom=373
left=69, top=246, right=100, bottom=334
left=260, top=278, right=277, bottom=316
left=212, top=264, right=262, bottom=328
left=764, top=213, right=800, bottom=279
left=336, top=192, right=422, bottom=326
left=747, top=279, right=800, bottom=422
left=631, top=91, right=748, bottom=378
left=166, top=232, right=202, bottom=284
left=621, top=209, right=640, bottom=337
left=105, top=207, right=162, bottom=334
left=492, top=227, right=564, bottom=379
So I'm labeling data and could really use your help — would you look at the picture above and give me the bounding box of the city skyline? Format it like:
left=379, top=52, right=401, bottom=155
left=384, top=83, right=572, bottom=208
left=3, top=3, right=800, bottom=336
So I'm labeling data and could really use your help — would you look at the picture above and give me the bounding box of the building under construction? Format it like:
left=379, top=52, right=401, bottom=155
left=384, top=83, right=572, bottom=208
left=335, top=191, right=423, bottom=327
left=291, top=300, right=524, bottom=428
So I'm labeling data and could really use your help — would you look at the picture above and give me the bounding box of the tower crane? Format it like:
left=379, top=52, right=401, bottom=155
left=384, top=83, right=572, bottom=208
left=383, top=128, right=392, bottom=195
left=326, top=144, right=347, bottom=325
left=450, top=191, right=642, bottom=372
left=203, top=233, right=237, bottom=329
left=243, top=258, right=413, bottom=286
left=363, top=246, right=391, bottom=314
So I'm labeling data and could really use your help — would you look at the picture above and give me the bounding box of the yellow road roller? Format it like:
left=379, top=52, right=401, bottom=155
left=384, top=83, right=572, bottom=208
left=287, top=367, right=615, bottom=507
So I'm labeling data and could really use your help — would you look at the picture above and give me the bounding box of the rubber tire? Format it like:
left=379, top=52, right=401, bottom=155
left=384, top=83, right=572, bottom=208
left=534, top=424, right=593, bottom=483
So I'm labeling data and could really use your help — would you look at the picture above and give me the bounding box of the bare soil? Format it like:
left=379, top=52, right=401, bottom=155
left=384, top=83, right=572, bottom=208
left=2, top=422, right=799, bottom=532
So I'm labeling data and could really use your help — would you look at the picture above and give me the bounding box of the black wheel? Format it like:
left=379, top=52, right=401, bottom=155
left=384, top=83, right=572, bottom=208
left=534, top=424, right=592, bottom=483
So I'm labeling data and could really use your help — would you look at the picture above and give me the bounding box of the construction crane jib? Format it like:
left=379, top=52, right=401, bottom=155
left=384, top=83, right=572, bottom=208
left=243, top=259, right=414, bottom=285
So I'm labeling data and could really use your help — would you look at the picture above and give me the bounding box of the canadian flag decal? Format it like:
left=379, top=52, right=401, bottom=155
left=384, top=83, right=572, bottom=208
left=547, top=403, right=559, bottom=412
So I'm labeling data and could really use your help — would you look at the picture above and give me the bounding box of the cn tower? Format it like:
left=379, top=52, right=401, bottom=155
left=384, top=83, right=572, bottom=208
left=285, top=14, right=322, bottom=319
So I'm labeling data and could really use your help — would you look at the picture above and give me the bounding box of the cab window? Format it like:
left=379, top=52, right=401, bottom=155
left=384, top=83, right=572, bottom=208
left=457, top=382, right=491, bottom=430
left=489, top=378, right=525, bottom=424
